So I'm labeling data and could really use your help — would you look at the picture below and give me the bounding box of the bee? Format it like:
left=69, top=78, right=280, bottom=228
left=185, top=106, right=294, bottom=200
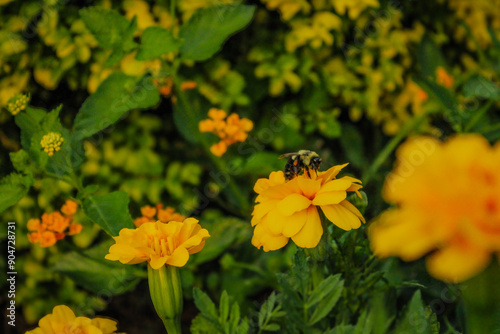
left=279, top=150, right=322, bottom=180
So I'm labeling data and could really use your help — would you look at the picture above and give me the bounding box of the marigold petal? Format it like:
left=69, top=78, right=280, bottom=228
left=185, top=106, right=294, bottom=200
left=149, top=255, right=167, bottom=270
left=297, top=177, right=322, bottom=198
left=277, top=193, right=311, bottom=216
left=282, top=208, right=308, bottom=237
left=426, top=242, right=491, bottom=283
left=321, top=203, right=360, bottom=231
left=166, top=247, right=190, bottom=267
left=318, top=163, right=349, bottom=183
left=291, top=206, right=322, bottom=248
left=252, top=222, right=289, bottom=251
left=264, top=208, right=288, bottom=235
left=339, top=200, right=366, bottom=224
left=252, top=200, right=279, bottom=226
left=312, top=191, right=347, bottom=206
left=316, top=178, right=352, bottom=193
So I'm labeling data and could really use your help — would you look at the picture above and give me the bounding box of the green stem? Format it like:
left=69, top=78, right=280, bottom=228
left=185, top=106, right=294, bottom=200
left=362, top=111, right=429, bottom=185
left=170, top=0, right=176, bottom=21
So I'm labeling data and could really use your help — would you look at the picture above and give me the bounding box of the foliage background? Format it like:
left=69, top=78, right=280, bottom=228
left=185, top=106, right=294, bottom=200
left=0, top=0, right=499, bottom=333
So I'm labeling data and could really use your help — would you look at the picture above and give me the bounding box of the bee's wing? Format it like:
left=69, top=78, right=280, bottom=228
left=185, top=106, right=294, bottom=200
left=279, top=153, right=296, bottom=159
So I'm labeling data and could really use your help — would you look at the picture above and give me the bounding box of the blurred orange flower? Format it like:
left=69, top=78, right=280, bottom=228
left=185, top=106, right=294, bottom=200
left=370, top=135, right=500, bottom=282
left=26, top=305, right=118, bottom=334
left=134, top=204, right=186, bottom=227
left=105, top=218, right=210, bottom=269
left=251, top=164, right=365, bottom=251
left=199, top=108, right=253, bottom=156
left=436, top=66, right=454, bottom=88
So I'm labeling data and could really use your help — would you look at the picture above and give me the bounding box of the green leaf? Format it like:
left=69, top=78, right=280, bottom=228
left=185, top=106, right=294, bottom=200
left=463, top=74, right=500, bottom=100
left=0, top=173, right=33, bottom=213
left=417, top=34, right=447, bottom=78
left=179, top=4, right=255, bottom=61
left=83, top=191, right=134, bottom=236
left=395, top=290, right=440, bottom=334
left=80, top=7, right=133, bottom=49
left=15, top=107, right=45, bottom=151
left=307, top=274, right=342, bottom=307
left=308, top=278, right=344, bottom=325
left=53, top=241, right=142, bottom=294
left=192, top=288, right=219, bottom=323
left=220, top=291, right=230, bottom=323
left=73, top=73, right=160, bottom=140
left=173, top=90, right=206, bottom=144
left=136, top=26, right=180, bottom=61
left=9, top=150, right=30, bottom=173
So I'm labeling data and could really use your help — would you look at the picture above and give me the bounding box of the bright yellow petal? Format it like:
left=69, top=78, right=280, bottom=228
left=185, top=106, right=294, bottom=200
left=252, top=223, right=289, bottom=252
left=291, top=206, right=322, bottom=248
left=312, top=191, right=346, bottom=205
left=317, top=178, right=352, bottom=193
left=339, top=200, right=365, bottom=224
left=264, top=208, right=288, bottom=235
left=277, top=193, right=311, bottom=216
left=297, top=177, right=321, bottom=198
left=149, top=255, right=167, bottom=269
left=426, top=242, right=491, bottom=283
left=282, top=208, right=308, bottom=237
left=318, top=163, right=349, bottom=183
left=166, top=247, right=190, bottom=267
left=321, top=203, right=361, bottom=230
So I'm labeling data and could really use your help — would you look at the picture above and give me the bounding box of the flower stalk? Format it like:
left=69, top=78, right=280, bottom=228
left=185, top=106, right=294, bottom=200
left=148, top=265, right=183, bottom=334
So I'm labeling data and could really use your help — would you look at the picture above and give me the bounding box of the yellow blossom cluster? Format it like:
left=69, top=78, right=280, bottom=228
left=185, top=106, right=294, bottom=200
left=6, top=93, right=30, bottom=115
left=134, top=204, right=186, bottom=227
left=40, top=132, right=64, bottom=156
left=251, top=164, right=365, bottom=251
left=106, top=218, right=210, bottom=269
left=27, top=200, right=82, bottom=248
left=199, top=108, right=253, bottom=156
left=26, top=305, right=119, bottom=334
left=370, top=135, right=500, bottom=282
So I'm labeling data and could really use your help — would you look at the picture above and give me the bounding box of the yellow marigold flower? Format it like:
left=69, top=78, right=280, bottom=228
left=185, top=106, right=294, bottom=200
left=26, top=305, right=119, bottom=334
left=40, top=132, right=64, bottom=156
left=436, top=67, right=454, bottom=88
left=369, top=135, right=500, bottom=282
left=61, top=199, right=78, bottom=216
left=6, top=93, right=30, bottom=115
left=251, top=164, right=365, bottom=251
left=105, top=218, right=210, bottom=269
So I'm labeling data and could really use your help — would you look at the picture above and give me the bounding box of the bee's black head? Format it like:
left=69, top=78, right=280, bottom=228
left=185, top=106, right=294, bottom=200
left=310, top=156, right=322, bottom=170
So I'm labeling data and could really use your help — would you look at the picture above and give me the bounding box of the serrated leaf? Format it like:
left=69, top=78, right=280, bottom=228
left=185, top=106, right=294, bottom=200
left=0, top=173, right=33, bottom=213
left=136, top=26, right=180, bottom=61
left=395, top=290, right=440, bottom=334
left=53, top=243, right=142, bottom=294
left=9, top=150, right=30, bottom=173
left=308, top=279, right=344, bottom=325
left=193, top=287, right=218, bottom=319
left=179, top=4, right=255, bottom=61
left=220, top=291, right=230, bottom=323
left=307, top=274, right=342, bottom=308
left=80, top=7, right=132, bottom=49
left=83, top=191, right=134, bottom=236
left=73, top=73, right=160, bottom=140
left=15, top=107, right=45, bottom=151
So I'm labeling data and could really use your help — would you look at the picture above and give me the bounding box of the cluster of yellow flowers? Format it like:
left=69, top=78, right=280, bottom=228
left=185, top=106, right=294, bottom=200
left=370, top=135, right=500, bottom=282
left=26, top=305, right=119, bottom=334
left=40, top=132, right=64, bottom=156
left=27, top=200, right=83, bottom=248
left=6, top=93, right=30, bottom=115
left=106, top=217, right=210, bottom=269
left=199, top=108, right=254, bottom=156
left=251, top=164, right=365, bottom=251
left=134, top=204, right=186, bottom=227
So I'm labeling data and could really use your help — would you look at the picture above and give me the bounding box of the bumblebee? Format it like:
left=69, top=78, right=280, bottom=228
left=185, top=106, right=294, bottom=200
left=279, top=150, right=322, bottom=180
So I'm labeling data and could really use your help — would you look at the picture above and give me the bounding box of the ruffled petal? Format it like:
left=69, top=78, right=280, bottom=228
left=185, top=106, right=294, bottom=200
left=277, top=193, right=311, bottom=216
left=166, top=247, right=190, bottom=267
left=291, top=207, right=322, bottom=248
left=282, top=209, right=308, bottom=237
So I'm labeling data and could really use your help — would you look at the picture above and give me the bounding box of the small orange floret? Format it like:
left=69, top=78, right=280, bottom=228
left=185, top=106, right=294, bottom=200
left=436, top=67, right=454, bottom=88
left=208, top=108, right=227, bottom=120
left=140, top=205, right=157, bottom=219
left=61, top=199, right=78, bottom=216
left=210, top=141, right=228, bottom=157
left=39, top=231, right=57, bottom=247
left=27, top=218, right=41, bottom=231
left=180, top=81, right=197, bottom=91
left=68, top=223, right=83, bottom=235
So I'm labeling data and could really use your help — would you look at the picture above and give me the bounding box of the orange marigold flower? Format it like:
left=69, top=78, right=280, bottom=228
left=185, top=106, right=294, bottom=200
left=134, top=216, right=152, bottom=228
left=68, top=223, right=83, bottom=236
left=61, top=199, right=78, bottom=216
left=369, top=135, right=500, bottom=282
left=210, top=141, right=228, bottom=157
left=26, top=305, right=119, bottom=334
left=436, top=66, right=454, bottom=88
left=141, top=205, right=157, bottom=219
left=251, top=164, right=365, bottom=251
left=180, top=81, right=197, bottom=91
left=27, top=218, right=41, bottom=231
left=39, top=231, right=57, bottom=248
left=105, top=218, right=210, bottom=269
